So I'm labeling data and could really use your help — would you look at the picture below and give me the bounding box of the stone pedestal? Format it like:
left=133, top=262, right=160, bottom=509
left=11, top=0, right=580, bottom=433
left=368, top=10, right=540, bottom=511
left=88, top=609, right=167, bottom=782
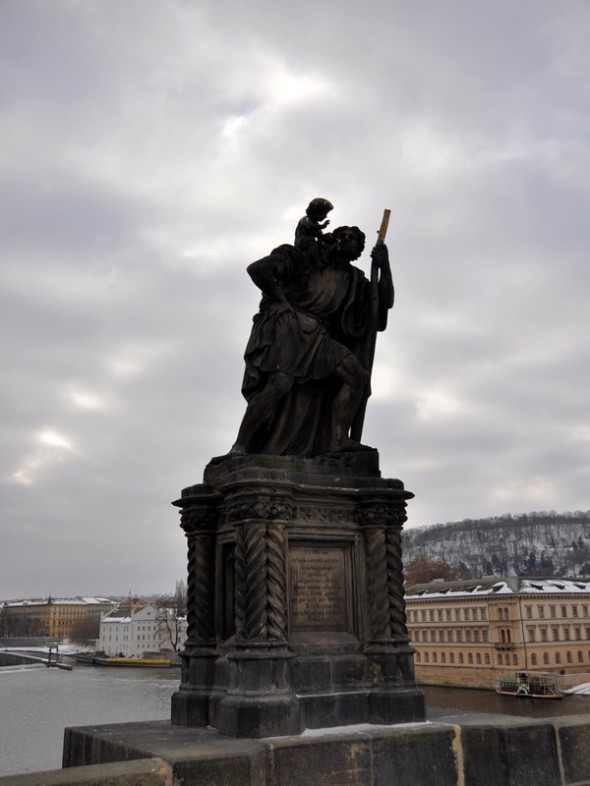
left=171, top=451, right=425, bottom=737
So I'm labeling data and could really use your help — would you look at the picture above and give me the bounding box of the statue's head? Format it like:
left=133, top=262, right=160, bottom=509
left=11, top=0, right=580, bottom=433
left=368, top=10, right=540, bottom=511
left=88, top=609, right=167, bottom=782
left=306, top=197, right=333, bottom=221
left=330, top=225, right=365, bottom=262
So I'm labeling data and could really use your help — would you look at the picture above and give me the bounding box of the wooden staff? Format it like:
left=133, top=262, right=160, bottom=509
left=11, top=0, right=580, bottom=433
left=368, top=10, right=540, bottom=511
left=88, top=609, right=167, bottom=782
left=350, top=209, right=391, bottom=443
left=377, top=208, right=391, bottom=244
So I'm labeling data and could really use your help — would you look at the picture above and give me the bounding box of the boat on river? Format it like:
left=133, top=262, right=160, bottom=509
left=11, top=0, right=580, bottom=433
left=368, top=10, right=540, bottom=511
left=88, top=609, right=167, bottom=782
left=76, top=655, right=172, bottom=668
left=496, top=671, right=562, bottom=699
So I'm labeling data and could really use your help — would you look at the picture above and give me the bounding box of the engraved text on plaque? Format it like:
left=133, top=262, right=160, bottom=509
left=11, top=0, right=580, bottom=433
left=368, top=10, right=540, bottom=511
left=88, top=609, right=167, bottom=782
left=290, top=546, right=349, bottom=632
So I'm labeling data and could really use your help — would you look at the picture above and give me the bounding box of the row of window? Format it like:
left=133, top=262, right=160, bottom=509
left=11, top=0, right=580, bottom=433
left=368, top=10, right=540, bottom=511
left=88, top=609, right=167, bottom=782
left=524, top=603, right=589, bottom=620
left=411, top=625, right=590, bottom=645
left=410, top=603, right=590, bottom=624
left=527, top=651, right=589, bottom=666
left=416, top=650, right=590, bottom=667
left=410, top=628, right=489, bottom=643
left=410, top=607, right=488, bottom=623
left=49, top=611, right=85, bottom=618
left=526, top=626, right=590, bottom=642
left=416, top=651, right=492, bottom=665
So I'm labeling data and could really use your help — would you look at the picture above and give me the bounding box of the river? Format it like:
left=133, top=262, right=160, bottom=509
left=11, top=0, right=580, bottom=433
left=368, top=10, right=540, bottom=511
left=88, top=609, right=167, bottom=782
left=2, top=666, right=590, bottom=778
left=0, top=664, right=178, bottom=777
left=422, top=684, right=590, bottom=720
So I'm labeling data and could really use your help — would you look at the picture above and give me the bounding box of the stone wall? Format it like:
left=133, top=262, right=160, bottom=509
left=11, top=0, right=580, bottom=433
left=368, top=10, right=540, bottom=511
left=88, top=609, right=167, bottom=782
left=416, top=664, right=498, bottom=688
left=53, top=714, right=590, bottom=786
left=415, top=665, right=590, bottom=691
left=3, top=713, right=590, bottom=785
left=0, top=758, right=171, bottom=786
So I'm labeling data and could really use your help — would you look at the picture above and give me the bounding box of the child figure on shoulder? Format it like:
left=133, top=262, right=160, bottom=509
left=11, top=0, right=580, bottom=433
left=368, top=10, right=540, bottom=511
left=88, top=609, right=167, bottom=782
left=294, top=197, right=333, bottom=267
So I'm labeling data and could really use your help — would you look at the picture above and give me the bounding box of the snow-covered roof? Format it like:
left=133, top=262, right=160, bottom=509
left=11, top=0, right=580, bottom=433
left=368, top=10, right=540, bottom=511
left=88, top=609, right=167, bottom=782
left=406, top=581, right=512, bottom=600
left=519, top=578, right=590, bottom=594
left=4, top=597, right=114, bottom=608
left=101, top=603, right=160, bottom=623
left=405, top=576, right=590, bottom=600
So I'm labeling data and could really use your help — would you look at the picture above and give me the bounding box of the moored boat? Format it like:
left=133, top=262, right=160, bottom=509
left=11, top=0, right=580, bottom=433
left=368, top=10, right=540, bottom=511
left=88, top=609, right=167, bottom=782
left=496, top=671, right=562, bottom=699
left=76, top=654, right=171, bottom=667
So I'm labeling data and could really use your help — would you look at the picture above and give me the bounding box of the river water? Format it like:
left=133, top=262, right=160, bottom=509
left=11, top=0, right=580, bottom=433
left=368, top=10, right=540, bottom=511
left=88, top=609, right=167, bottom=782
left=0, top=664, right=178, bottom=777
left=2, top=666, right=590, bottom=778
left=422, top=684, right=590, bottom=720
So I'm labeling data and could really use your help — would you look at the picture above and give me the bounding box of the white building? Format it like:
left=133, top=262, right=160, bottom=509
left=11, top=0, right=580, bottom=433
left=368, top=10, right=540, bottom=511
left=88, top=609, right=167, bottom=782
left=97, top=604, right=187, bottom=658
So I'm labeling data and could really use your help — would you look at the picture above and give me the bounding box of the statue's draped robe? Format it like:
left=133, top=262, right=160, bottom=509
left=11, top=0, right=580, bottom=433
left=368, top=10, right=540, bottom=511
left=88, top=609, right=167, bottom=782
left=241, top=245, right=383, bottom=456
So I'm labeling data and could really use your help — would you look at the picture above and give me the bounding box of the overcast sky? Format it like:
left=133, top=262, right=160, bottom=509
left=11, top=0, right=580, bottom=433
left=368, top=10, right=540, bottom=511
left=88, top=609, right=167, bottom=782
left=2, top=1, right=589, bottom=600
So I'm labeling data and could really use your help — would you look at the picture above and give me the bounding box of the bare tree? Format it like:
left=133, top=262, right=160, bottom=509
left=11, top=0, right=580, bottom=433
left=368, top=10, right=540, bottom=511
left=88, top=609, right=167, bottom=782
left=156, top=581, right=187, bottom=653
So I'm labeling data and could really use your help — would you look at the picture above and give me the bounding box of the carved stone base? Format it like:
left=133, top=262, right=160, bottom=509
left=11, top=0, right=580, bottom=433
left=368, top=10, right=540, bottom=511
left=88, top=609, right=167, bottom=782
left=171, top=451, right=425, bottom=737
left=215, top=692, right=304, bottom=738
left=171, top=688, right=209, bottom=728
left=212, top=646, right=304, bottom=737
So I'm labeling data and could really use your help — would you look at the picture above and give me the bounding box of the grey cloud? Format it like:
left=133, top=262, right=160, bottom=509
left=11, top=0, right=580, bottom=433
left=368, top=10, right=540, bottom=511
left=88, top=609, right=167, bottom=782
left=1, top=0, right=589, bottom=597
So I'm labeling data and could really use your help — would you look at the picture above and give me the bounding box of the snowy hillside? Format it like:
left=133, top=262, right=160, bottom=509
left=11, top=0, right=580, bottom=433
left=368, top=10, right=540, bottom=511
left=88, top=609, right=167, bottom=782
left=402, top=511, right=590, bottom=579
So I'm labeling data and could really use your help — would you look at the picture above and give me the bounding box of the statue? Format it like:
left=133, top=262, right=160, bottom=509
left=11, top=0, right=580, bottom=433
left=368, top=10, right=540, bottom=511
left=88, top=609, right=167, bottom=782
left=170, top=204, right=424, bottom=739
left=230, top=204, right=394, bottom=458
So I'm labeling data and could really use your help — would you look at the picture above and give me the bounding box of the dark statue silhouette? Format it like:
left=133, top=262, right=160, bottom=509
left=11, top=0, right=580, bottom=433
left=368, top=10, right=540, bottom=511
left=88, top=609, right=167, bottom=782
left=230, top=205, right=393, bottom=457
left=169, top=205, right=423, bottom=739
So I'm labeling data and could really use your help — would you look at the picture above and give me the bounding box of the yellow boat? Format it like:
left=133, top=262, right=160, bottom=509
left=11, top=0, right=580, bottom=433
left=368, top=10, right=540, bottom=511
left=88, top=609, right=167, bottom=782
left=82, top=656, right=172, bottom=668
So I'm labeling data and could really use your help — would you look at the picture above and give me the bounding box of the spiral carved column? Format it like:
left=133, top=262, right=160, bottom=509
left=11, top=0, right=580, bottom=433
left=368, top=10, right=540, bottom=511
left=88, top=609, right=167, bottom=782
left=227, top=495, right=291, bottom=648
left=171, top=486, right=220, bottom=727
left=359, top=501, right=400, bottom=647
left=358, top=495, right=420, bottom=722
left=266, top=523, right=288, bottom=642
left=363, top=523, right=392, bottom=642
left=385, top=522, right=408, bottom=640
left=183, top=512, right=217, bottom=647
left=215, top=491, right=302, bottom=737
left=359, top=501, right=413, bottom=672
left=385, top=507, right=417, bottom=683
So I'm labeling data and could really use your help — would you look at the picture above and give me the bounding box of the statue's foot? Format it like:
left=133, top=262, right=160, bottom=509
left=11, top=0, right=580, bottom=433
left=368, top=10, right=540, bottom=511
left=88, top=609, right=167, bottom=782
left=328, top=437, right=375, bottom=453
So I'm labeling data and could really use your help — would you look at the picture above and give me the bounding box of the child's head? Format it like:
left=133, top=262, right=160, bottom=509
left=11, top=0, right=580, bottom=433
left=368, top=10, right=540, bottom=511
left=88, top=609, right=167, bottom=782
left=306, top=198, right=333, bottom=221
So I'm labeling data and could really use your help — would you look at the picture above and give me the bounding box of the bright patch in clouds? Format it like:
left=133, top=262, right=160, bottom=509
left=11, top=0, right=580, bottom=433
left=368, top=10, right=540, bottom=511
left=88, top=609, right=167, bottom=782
left=11, top=462, right=42, bottom=487
left=106, top=343, right=169, bottom=378
left=268, top=67, right=331, bottom=106
left=64, top=386, right=107, bottom=411
left=38, top=430, right=74, bottom=450
left=221, top=115, right=248, bottom=140
left=10, top=430, right=75, bottom=486
left=573, top=425, right=590, bottom=443
left=415, top=387, right=465, bottom=421
left=110, top=359, right=143, bottom=376
left=220, top=64, right=331, bottom=144
left=370, top=360, right=409, bottom=401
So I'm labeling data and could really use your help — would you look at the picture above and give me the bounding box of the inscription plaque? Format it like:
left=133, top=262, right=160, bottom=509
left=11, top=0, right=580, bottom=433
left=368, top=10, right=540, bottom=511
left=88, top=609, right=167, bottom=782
left=290, top=545, right=349, bottom=632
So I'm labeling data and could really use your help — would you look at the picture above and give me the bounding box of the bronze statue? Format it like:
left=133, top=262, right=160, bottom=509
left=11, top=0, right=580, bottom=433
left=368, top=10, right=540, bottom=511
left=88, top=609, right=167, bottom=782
left=230, top=206, right=394, bottom=457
